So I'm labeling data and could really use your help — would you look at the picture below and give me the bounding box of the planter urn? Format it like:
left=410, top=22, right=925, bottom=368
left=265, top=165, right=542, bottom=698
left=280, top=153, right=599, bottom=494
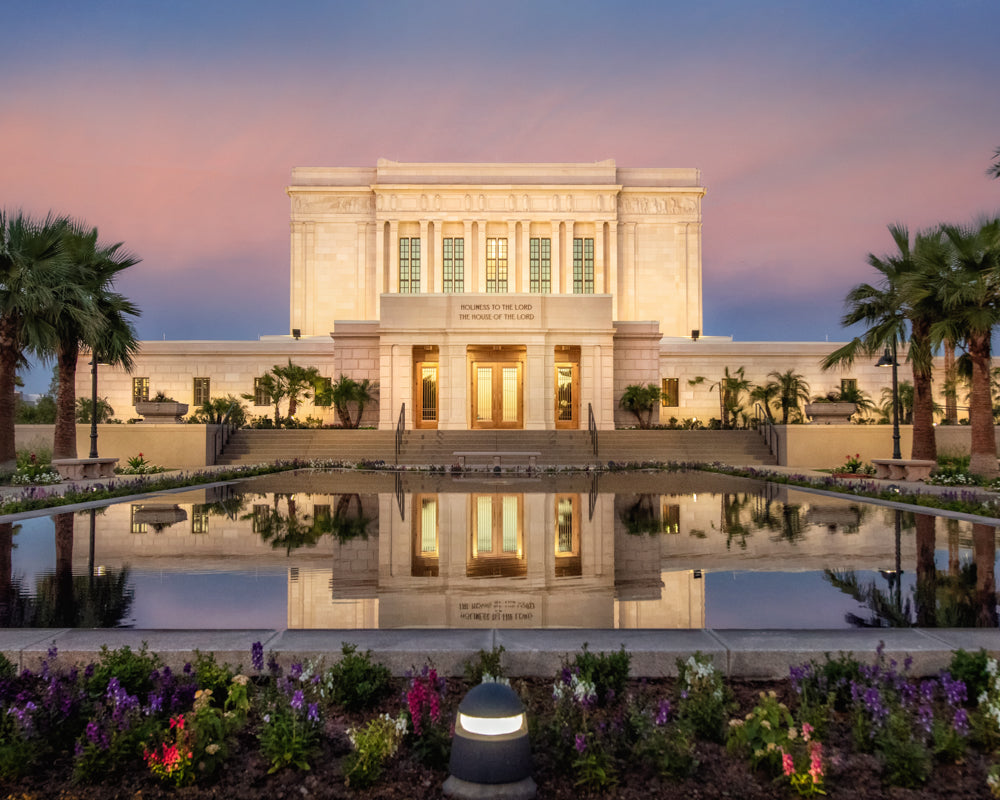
left=135, top=400, right=189, bottom=423
left=804, top=402, right=857, bottom=425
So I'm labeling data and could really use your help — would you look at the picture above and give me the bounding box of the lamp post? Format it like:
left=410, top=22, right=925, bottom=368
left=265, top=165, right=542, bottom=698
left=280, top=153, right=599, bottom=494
left=89, top=355, right=100, bottom=459
left=876, top=343, right=902, bottom=460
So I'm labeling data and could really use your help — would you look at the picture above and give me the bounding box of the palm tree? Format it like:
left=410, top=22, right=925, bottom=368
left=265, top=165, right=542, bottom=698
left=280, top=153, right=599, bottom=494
left=272, top=360, right=321, bottom=418
left=75, top=397, right=114, bottom=424
left=988, top=146, right=1000, bottom=180
left=191, top=395, right=247, bottom=427
left=767, top=369, right=810, bottom=424
left=619, top=383, right=661, bottom=429
left=749, top=381, right=779, bottom=423
left=718, top=366, right=751, bottom=429
left=330, top=375, right=378, bottom=428
left=244, top=372, right=287, bottom=427
left=879, top=381, right=915, bottom=424
left=49, top=223, right=140, bottom=459
left=0, top=211, right=73, bottom=469
left=823, top=224, right=941, bottom=461
left=929, top=217, right=1000, bottom=477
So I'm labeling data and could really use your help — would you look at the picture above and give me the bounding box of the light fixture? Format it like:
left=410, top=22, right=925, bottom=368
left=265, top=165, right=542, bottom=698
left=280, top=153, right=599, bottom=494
left=875, top=348, right=894, bottom=367
left=443, top=681, right=535, bottom=799
left=292, top=328, right=301, bottom=340
left=691, top=329, right=700, bottom=341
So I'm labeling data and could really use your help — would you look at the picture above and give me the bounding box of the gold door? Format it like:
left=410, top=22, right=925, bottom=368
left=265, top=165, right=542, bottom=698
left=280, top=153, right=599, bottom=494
left=471, top=362, right=523, bottom=429
left=555, top=363, right=579, bottom=429
left=415, top=362, right=438, bottom=429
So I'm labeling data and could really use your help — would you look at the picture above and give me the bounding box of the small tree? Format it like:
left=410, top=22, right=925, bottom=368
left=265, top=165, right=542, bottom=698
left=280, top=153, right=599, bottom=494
left=243, top=373, right=287, bottom=427
left=75, top=396, right=114, bottom=424
left=330, top=375, right=378, bottom=428
left=768, top=369, right=811, bottom=425
left=271, top=360, right=321, bottom=418
left=191, top=395, right=248, bottom=427
left=619, top=383, right=660, bottom=429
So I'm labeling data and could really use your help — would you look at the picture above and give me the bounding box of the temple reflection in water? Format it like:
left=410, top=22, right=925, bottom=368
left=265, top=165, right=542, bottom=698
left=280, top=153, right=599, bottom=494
left=2, top=470, right=996, bottom=630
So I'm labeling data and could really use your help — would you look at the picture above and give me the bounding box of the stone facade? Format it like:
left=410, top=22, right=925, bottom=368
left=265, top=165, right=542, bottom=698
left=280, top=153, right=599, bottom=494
left=76, top=160, right=947, bottom=430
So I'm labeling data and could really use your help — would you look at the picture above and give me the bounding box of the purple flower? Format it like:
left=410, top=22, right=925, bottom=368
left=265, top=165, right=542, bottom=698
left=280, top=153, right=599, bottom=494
left=307, top=702, right=319, bottom=723
left=251, top=641, right=264, bottom=672
left=290, top=662, right=303, bottom=680
left=953, top=708, right=970, bottom=736
left=183, top=662, right=193, bottom=675
left=655, top=699, right=671, bottom=726
left=574, top=733, right=586, bottom=753
left=290, top=689, right=304, bottom=711
left=917, top=703, right=934, bottom=735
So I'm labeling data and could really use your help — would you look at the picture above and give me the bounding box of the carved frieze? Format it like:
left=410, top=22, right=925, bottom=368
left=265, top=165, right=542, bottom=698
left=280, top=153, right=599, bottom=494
left=294, top=194, right=374, bottom=215
left=619, top=194, right=700, bottom=217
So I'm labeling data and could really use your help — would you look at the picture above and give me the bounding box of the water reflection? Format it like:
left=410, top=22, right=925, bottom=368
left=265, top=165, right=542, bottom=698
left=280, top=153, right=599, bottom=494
left=1, top=471, right=997, bottom=630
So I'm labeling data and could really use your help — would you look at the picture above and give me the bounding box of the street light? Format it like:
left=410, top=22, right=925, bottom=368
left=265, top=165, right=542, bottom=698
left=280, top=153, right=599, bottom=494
left=876, top=344, right=902, bottom=460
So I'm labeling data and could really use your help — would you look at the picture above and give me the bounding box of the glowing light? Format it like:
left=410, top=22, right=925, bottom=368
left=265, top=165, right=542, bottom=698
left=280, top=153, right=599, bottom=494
left=459, top=712, right=524, bottom=736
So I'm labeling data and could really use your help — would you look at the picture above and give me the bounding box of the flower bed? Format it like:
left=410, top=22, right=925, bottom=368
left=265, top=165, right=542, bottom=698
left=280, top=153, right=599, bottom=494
left=1, top=642, right=998, bottom=798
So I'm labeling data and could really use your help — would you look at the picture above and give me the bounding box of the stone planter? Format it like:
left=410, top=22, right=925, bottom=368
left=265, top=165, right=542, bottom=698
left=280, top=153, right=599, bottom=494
left=804, top=402, right=857, bottom=425
left=135, top=400, right=189, bottom=423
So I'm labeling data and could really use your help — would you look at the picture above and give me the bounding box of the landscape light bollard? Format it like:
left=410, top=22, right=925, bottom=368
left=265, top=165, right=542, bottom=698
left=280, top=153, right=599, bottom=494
left=89, top=357, right=99, bottom=459
left=876, top=344, right=902, bottom=460
left=442, top=681, right=535, bottom=800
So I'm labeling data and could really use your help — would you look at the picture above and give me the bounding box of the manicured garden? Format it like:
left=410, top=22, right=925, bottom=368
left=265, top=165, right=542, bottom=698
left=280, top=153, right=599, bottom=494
left=2, top=641, right=999, bottom=798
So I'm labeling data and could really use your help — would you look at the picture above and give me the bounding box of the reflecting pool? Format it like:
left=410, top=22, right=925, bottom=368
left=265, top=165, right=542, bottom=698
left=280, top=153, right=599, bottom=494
left=1, top=470, right=997, bottom=630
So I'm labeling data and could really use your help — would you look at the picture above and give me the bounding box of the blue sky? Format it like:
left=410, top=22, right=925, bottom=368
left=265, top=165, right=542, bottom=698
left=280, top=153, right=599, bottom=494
left=3, top=0, right=999, bottom=392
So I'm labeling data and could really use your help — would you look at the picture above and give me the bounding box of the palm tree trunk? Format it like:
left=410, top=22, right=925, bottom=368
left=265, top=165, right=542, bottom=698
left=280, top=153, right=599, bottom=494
left=967, top=332, right=998, bottom=477
left=0, top=316, right=21, bottom=470
left=53, top=341, right=79, bottom=459
left=54, top=512, right=76, bottom=627
left=909, top=322, right=936, bottom=461
left=944, top=340, right=958, bottom=424
left=914, top=514, right=937, bottom=627
left=972, top=523, right=998, bottom=628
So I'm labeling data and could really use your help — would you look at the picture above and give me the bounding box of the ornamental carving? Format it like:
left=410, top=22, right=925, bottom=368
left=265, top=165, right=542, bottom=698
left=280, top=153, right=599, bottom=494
left=619, top=194, right=700, bottom=215
left=295, top=194, right=374, bottom=215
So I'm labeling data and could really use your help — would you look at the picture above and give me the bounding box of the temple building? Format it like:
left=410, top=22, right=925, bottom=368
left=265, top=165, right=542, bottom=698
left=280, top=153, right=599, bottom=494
left=82, top=160, right=916, bottom=429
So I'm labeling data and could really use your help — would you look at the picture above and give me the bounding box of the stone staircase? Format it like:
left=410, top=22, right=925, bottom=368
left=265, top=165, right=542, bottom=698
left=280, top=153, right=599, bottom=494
left=216, top=428, right=776, bottom=468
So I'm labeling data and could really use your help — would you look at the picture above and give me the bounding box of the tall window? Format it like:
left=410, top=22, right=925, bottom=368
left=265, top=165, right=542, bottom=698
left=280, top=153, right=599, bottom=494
left=661, top=378, right=679, bottom=407
left=442, top=237, right=464, bottom=292
left=253, top=377, right=270, bottom=406
left=529, top=237, right=551, bottom=293
left=840, top=378, right=857, bottom=395
left=193, top=377, right=210, bottom=406
left=399, top=237, right=420, bottom=293
left=132, top=377, right=149, bottom=405
left=573, top=237, right=594, bottom=294
left=486, top=237, right=508, bottom=293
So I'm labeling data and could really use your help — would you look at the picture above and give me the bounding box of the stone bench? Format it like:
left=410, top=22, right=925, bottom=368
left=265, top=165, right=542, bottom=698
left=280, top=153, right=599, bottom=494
left=51, top=457, right=119, bottom=481
left=870, top=458, right=936, bottom=482
left=453, top=451, right=541, bottom=469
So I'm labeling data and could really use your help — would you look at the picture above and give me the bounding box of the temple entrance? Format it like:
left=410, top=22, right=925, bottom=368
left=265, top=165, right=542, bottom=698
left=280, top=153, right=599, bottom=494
left=413, top=347, right=439, bottom=429
left=468, top=346, right=525, bottom=429
left=555, top=346, right=581, bottom=429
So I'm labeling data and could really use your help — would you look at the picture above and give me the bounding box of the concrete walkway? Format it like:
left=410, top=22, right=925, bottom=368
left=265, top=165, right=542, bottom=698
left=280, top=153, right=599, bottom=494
left=3, top=627, right=998, bottom=680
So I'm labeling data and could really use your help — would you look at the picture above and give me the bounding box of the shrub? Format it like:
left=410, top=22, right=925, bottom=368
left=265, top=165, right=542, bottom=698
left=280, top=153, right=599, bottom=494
left=86, top=643, right=162, bottom=698
left=675, top=652, right=732, bottom=743
left=321, top=644, right=393, bottom=713
left=571, top=643, right=630, bottom=706
left=949, top=648, right=990, bottom=703
left=192, top=651, right=235, bottom=707
left=343, top=714, right=406, bottom=789
left=464, top=645, right=506, bottom=685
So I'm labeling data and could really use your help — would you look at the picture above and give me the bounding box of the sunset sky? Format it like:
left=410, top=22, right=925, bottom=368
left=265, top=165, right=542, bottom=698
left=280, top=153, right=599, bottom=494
left=3, top=0, right=998, bottom=394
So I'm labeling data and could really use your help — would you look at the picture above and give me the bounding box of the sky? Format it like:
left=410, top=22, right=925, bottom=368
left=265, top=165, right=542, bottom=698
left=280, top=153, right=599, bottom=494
left=3, top=0, right=999, bottom=394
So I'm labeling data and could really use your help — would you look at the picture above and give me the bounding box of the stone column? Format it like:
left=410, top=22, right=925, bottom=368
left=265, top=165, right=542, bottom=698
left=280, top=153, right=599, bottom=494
left=290, top=221, right=306, bottom=332
left=564, top=221, right=574, bottom=294
left=419, top=220, right=429, bottom=294
left=551, top=221, right=561, bottom=295
left=356, top=223, right=369, bottom=319
left=507, top=220, right=517, bottom=293
left=521, top=222, right=532, bottom=293
left=594, top=224, right=604, bottom=297
left=608, top=221, right=618, bottom=319
left=624, top=223, right=636, bottom=319
left=477, top=222, right=487, bottom=294
left=463, top=220, right=473, bottom=293
left=388, top=220, right=399, bottom=294
left=374, top=220, right=385, bottom=319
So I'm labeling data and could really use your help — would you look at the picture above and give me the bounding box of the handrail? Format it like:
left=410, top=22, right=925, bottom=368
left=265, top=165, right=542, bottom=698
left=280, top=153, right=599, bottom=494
left=395, top=403, right=405, bottom=464
left=213, top=401, right=240, bottom=463
left=588, top=403, right=598, bottom=460
left=753, top=403, right=778, bottom=460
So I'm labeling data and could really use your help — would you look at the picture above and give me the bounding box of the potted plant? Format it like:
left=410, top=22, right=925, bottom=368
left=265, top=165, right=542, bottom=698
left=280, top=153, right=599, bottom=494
left=804, top=391, right=857, bottom=425
left=135, top=391, right=189, bottom=423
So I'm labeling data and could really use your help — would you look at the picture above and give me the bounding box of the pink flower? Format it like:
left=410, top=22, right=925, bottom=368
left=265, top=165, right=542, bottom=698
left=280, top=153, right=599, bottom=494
left=809, top=742, right=824, bottom=781
left=801, top=721, right=813, bottom=742
left=782, top=751, right=795, bottom=777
